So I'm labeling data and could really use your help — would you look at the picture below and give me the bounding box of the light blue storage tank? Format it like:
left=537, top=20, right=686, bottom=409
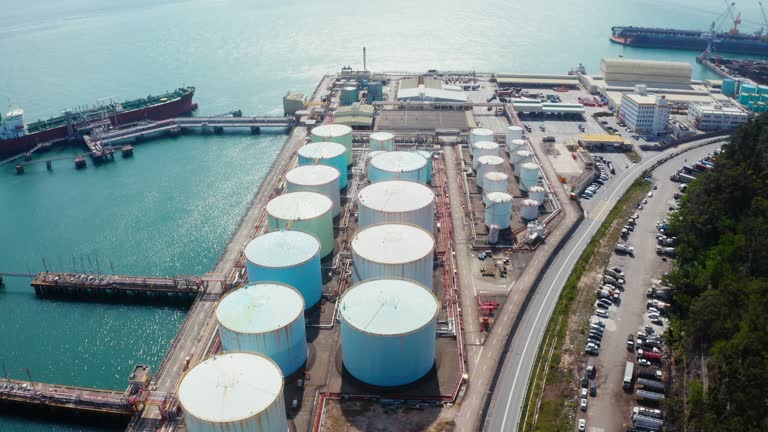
left=759, top=85, right=768, bottom=95
left=739, top=94, right=750, bottom=105
left=722, top=79, right=735, bottom=97
left=741, top=83, right=757, bottom=95
left=412, top=150, right=433, bottom=184
left=368, top=151, right=428, bottom=184
left=215, top=283, right=307, bottom=376
left=244, top=231, right=322, bottom=309
left=340, top=86, right=359, bottom=106
left=298, top=141, right=348, bottom=189
left=340, top=279, right=438, bottom=386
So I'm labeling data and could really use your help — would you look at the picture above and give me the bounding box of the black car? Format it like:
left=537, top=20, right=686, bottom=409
left=590, top=381, right=597, bottom=397
left=581, top=375, right=589, bottom=388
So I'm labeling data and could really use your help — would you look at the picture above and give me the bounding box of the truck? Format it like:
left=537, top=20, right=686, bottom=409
left=647, top=287, right=673, bottom=300
left=656, top=246, right=676, bottom=257
left=637, top=378, right=666, bottom=392
left=637, top=368, right=663, bottom=381
left=637, top=349, right=662, bottom=361
left=607, top=160, right=615, bottom=174
left=682, top=165, right=695, bottom=174
left=636, top=389, right=666, bottom=402
left=623, top=361, right=634, bottom=390
left=657, top=236, right=675, bottom=247
left=679, top=173, right=696, bottom=183
left=633, top=414, right=665, bottom=430
left=615, top=243, right=634, bottom=255
left=633, top=406, right=663, bottom=419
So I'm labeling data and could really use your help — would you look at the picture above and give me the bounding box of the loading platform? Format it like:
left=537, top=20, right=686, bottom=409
left=0, top=378, right=133, bottom=416
left=30, top=272, right=205, bottom=298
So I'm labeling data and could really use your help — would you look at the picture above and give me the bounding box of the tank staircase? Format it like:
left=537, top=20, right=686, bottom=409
left=30, top=272, right=206, bottom=299
left=0, top=378, right=133, bottom=416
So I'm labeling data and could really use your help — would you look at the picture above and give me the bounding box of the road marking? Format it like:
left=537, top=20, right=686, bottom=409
left=588, top=199, right=610, bottom=220
left=497, top=142, right=718, bottom=431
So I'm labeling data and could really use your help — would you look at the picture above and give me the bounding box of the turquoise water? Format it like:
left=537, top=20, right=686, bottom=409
left=0, top=0, right=753, bottom=429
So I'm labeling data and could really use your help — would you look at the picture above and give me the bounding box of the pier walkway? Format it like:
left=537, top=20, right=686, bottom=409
left=0, top=378, right=132, bottom=416
left=30, top=272, right=204, bottom=299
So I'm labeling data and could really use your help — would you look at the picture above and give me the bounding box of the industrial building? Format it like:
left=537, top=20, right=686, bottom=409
left=619, top=86, right=670, bottom=134
left=578, top=134, right=630, bottom=151
left=600, top=58, right=692, bottom=86
left=494, top=73, right=580, bottom=88
left=332, top=103, right=374, bottom=129
left=687, top=103, right=750, bottom=130
left=283, top=91, right=306, bottom=116
left=397, top=77, right=467, bottom=103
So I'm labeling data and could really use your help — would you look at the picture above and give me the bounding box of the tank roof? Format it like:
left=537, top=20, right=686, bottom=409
left=522, top=161, right=540, bottom=169
left=340, top=279, right=438, bottom=335
left=178, top=352, right=283, bottom=422
left=370, top=151, right=426, bottom=172
left=311, top=123, right=352, bottom=136
left=528, top=185, right=545, bottom=192
left=474, top=140, right=499, bottom=149
left=516, top=149, right=533, bottom=155
left=478, top=155, right=504, bottom=164
left=523, top=198, right=540, bottom=206
left=298, top=142, right=346, bottom=159
left=358, top=181, right=435, bottom=212
left=352, top=223, right=433, bottom=264
left=486, top=191, right=513, bottom=203
left=245, top=231, right=320, bottom=268
left=216, top=283, right=304, bottom=334
left=369, top=131, right=394, bottom=140
left=286, top=165, right=340, bottom=185
left=484, top=171, right=508, bottom=181
left=267, top=191, right=332, bottom=220
left=507, top=125, right=523, bottom=130
left=471, top=128, right=494, bottom=136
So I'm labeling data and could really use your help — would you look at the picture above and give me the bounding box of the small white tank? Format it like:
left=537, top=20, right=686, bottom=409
left=369, top=131, right=395, bottom=151
left=520, top=162, right=541, bottom=191
left=368, top=151, right=428, bottom=184
left=528, top=185, right=546, bottom=203
left=476, top=155, right=505, bottom=188
left=472, top=141, right=499, bottom=169
left=483, top=172, right=509, bottom=205
left=506, top=126, right=523, bottom=144
left=286, top=165, right=341, bottom=217
left=507, top=139, right=526, bottom=155
left=521, top=198, right=540, bottom=220
left=470, top=128, right=495, bottom=145
left=513, top=150, right=534, bottom=176
left=485, top=192, right=513, bottom=229
left=266, top=191, right=335, bottom=257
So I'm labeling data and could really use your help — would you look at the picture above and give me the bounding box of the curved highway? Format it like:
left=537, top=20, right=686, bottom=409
left=483, top=137, right=726, bottom=431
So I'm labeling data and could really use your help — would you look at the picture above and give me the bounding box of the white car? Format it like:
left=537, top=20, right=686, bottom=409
left=648, top=191, right=654, bottom=197
left=595, top=309, right=609, bottom=318
left=580, top=398, right=588, bottom=411
left=638, top=358, right=652, bottom=367
left=581, top=388, right=588, bottom=398
left=578, top=418, right=586, bottom=431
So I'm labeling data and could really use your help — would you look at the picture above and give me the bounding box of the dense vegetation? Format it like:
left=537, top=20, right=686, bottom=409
left=668, top=115, right=768, bottom=431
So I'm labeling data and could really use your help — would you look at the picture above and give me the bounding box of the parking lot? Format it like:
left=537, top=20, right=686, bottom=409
left=576, top=144, right=721, bottom=432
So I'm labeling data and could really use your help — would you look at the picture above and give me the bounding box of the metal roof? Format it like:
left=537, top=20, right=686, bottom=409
left=358, top=181, right=435, bottom=212
left=244, top=231, right=320, bottom=268
left=486, top=192, right=513, bottom=203
left=340, top=279, right=438, bottom=335
left=474, top=140, right=499, bottom=150
left=477, top=155, right=504, bottom=165
left=370, top=151, right=427, bottom=172
left=311, top=123, right=352, bottom=137
left=285, top=165, right=339, bottom=186
left=351, top=224, right=434, bottom=264
left=369, top=131, right=395, bottom=141
left=178, top=352, right=283, bottom=422
left=216, top=283, right=304, bottom=334
left=298, top=141, right=346, bottom=159
left=267, top=192, right=332, bottom=220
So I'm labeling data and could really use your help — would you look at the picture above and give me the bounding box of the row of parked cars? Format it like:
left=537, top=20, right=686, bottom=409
left=581, top=158, right=613, bottom=200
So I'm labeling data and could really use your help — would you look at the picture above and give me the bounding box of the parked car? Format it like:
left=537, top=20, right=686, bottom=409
left=590, top=381, right=597, bottom=397
left=578, top=418, right=586, bottom=431
left=580, top=398, right=588, bottom=411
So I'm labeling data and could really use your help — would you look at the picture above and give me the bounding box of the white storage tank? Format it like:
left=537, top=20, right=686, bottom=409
left=521, top=198, right=540, bottom=220
left=179, top=352, right=287, bottom=432
left=215, top=283, right=306, bottom=376
left=520, top=162, right=541, bottom=191
left=485, top=192, right=513, bottom=229
left=244, top=231, right=322, bottom=309
left=368, top=151, right=428, bottom=184
left=506, top=125, right=523, bottom=144
left=476, top=155, right=505, bottom=188
left=340, top=279, right=438, bottom=386
left=482, top=172, right=509, bottom=205
left=311, top=124, right=353, bottom=165
left=470, top=128, right=495, bottom=146
left=512, top=150, right=534, bottom=176
left=298, top=141, right=348, bottom=189
left=472, top=141, right=499, bottom=169
left=528, top=185, right=546, bottom=204
left=357, top=181, right=435, bottom=233
left=351, top=223, right=434, bottom=288
left=286, top=165, right=341, bottom=217
left=412, top=150, right=433, bottom=183
left=267, top=191, right=335, bottom=257
left=369, top=131, right=395, bottom=151
left=508, top=138, right=527, bottom=155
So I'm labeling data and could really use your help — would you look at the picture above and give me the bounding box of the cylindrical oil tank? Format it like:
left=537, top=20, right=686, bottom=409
left=369, top=131, right=395, bottom=151
left=508, top=138, right=527, bottom=155
left=521, top=198, right=540, bottom=220
left=368, top=151, right=428, bottom=184
left=351, top=223, right=434, bottom=288
left=520, top=161, right=541, bottom=191
left=528, top=185, right=546, bottom=203
left=286, top=165, right=341, bottom=217
left=311, top=124, right=353, bottom=165
left=298, top=141, right=348, bottom=189
left=476, top=155, right=505, bottom=188
left=340, top=86, right=358, bottom=106
left=215, top=283, right=306, bottom=375
left=412, top=150, right=433, bottom=183
left=179, top=352, right=287, bottom=432
left=470, top=128, right=495, bottom=146
left=489, top=224, right=500, bottom=244
left=482, top=172, right=509, bottom=205
left=340, top=279, right=438, bottom=386
left=485, top=192, right=513, bottom=229
left=506, top=126, right=523, bottom=144
left=357, top=181, right=435, bottom=233
left=267, top=192, right=334, bottom=257
left=472, top=141, right=499, bottom=169
left=513, top=150, right=534, bottom=176
left=244, top=231, right=322, bottom=309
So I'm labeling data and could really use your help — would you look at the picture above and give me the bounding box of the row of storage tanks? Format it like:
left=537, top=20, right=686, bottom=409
left=468, top=127, right=544, bottom=229
left=178, top=125, right=440, bottom=431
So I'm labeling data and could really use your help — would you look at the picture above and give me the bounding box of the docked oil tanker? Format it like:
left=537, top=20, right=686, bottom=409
left=611, top=26, right=768, bottom=56
left=0, top=86, right=197, bottom=157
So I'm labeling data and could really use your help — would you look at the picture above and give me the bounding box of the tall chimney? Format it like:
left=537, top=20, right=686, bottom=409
left=363, top=47, right=367, bottom=72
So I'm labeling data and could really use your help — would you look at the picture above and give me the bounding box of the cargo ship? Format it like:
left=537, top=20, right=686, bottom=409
left=610, top=26, right=768, bottom=56
left=0, top=86, right=197, bottom=157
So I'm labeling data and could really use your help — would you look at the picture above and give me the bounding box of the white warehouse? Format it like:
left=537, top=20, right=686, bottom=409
left=687, top=103, right=749, bottom=131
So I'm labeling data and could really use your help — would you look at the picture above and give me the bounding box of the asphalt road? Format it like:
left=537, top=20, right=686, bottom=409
left=483, top=137, right=726, bottom=432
